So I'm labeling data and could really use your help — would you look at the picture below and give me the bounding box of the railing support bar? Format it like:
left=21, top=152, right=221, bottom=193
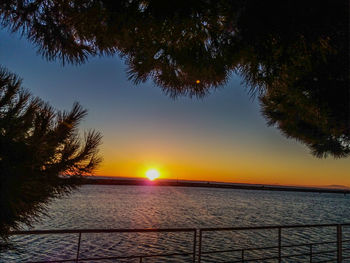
left=76, top=232, right=82, bottom=263
left=278, top=227, right=282, bottom=263
left=337, top=224, right=342, bottom=263
left=193, top=230, right=197, bottom=263
left=198, top=230, right=202, bottom=263
left=241, top=249, right=244, bottom=262
left=309, top=244, right=312, bottom=263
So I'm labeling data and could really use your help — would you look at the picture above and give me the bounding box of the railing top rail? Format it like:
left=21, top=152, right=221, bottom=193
left=8, top=222, right=350, bottom=235
left=27, top=251, right=195, bottom=263
left=9, top=228, right=197, bottom=235
left=200, top=222, right=350, bottom=232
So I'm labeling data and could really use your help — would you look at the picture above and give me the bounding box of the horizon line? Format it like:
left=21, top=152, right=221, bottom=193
left=87, top=175, right=350, bottom=190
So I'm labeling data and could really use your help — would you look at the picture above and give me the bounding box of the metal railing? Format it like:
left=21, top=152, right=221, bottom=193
left=9, top=228, right=197, bottom=263
left=8, top=223, right=350, bottom=262
left=198, top=223, right=350, bottom=263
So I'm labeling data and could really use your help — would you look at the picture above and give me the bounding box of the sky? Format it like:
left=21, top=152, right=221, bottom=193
left=1, top=29, right=350, bottom=187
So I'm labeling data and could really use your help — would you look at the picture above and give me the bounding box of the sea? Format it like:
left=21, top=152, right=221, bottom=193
left=2, top=185, right=350, bottom=262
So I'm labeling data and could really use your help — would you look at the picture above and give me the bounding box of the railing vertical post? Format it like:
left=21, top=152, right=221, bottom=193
left=241, top=249, right=244, bottom=262
left=139, top=256, right=143, bottom=263
left=278, top=227, right=282, bottom=263
left=309, top=244, right=312, bottom=263
left=198, top=230, right=202, bottom=263
left=193, top=230, right=197, bottom=263
left=337, top=224, right=342, bottom=263
left=76, top=232, right=81, bottom=263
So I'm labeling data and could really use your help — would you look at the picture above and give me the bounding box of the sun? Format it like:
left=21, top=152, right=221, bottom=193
left=146, top=169, right=160, bottom=181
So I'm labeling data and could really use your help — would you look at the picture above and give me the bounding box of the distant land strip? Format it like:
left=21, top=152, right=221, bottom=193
left=82, top=178, right=350, bottom=195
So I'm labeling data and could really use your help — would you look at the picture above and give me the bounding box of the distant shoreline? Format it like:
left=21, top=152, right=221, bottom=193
left=82, top=178, right=350, bottom=195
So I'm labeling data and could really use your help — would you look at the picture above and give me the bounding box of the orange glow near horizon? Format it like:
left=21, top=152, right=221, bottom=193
left=97, top=135, right=350, bottom=188
left=97, top=157, right=350, bottom=188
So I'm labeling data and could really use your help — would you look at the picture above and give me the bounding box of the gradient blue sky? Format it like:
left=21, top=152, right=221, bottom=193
left=2, top=29, right=349, bottom=186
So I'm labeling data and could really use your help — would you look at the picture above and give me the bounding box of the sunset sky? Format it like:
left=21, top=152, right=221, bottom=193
left=2, top=29, right=350, bottom=187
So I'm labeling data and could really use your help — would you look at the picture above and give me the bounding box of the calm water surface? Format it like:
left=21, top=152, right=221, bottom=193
left=2, top=185, right=350, bottom=262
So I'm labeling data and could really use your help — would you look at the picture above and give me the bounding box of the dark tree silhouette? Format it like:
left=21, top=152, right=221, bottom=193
left=0, top=0, right=349, bottom=157
left=0, top=68, right=102, bottom=248
left=260, top=75, right=350, bottom=158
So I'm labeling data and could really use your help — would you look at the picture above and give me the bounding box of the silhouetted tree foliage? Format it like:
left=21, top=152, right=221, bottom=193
left=0, top=68, right=102, bottom=248
left=0, top=0, right=349, bottom=157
